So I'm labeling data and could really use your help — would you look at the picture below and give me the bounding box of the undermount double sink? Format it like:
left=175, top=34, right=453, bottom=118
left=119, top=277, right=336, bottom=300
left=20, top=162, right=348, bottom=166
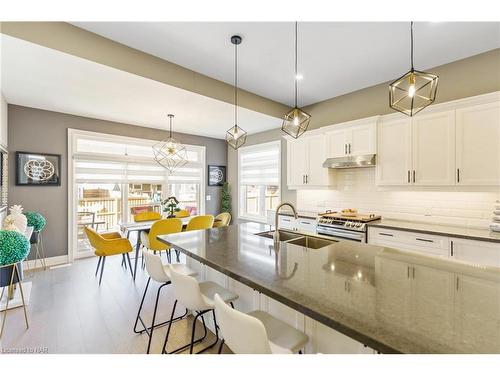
left=255, top=230, right=336, bottom=249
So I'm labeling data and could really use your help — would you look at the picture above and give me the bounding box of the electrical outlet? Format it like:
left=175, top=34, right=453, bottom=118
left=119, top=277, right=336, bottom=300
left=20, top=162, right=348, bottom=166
left=206, top=195, right=211, bottom=201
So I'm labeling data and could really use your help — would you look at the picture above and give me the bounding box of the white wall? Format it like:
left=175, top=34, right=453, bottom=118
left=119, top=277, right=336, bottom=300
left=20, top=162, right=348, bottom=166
left=297, top=168, right=500, bottom=229
left=0, top=93, right=7, bottom=148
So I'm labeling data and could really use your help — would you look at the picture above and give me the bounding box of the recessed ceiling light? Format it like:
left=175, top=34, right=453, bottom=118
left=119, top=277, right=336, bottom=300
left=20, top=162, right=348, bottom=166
left=295, top=74, right=303, bottom=80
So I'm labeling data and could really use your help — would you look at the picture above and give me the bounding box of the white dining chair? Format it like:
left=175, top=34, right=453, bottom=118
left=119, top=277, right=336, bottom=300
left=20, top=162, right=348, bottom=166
left=134, top=250, right=197, bottom=354
left=214, top=293, right=308, bottom=354
left=162, top=267, right=238, bottom=354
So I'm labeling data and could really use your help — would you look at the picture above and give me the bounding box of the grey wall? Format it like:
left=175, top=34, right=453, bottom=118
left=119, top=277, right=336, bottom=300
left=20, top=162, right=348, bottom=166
left=8, top=105, right=227, bottom=258
left=227, top=49, right=500, bottom=218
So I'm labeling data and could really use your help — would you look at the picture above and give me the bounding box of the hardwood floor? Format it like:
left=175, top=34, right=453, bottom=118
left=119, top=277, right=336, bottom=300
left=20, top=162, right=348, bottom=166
left=0, top=254, right=230, bottom=354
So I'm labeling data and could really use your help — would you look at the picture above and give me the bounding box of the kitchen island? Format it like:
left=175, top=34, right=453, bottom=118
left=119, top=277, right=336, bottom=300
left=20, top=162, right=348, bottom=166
left=158, top=222, right=500, bottom=354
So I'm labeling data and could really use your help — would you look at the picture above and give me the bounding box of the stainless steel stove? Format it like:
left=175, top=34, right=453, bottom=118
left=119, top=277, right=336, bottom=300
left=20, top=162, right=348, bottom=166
left=316, top=211, right=381, bottom=242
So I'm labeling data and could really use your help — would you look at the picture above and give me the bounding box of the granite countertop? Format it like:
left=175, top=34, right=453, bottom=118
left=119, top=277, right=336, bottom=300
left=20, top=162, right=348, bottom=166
left=368, top=219, right=500, bottom=243
left=158, top=223, right=500, bottom=354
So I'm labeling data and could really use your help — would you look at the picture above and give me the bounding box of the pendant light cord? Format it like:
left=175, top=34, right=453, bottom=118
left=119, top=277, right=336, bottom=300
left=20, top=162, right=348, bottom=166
left=410, top=21, right=414, bottom=71
left=168, top=114, right=174, bottom=138
left=234, top=40, right=238, bottom=128
left=294, top=21, right=298, bottom=108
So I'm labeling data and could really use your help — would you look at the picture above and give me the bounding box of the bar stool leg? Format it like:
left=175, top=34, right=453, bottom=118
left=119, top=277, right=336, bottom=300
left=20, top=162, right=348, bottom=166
left=125, top=253, right=133, bottom=278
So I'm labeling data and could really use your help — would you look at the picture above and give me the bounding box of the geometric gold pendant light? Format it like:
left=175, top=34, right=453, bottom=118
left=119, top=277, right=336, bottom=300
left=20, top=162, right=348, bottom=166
left=389, top=22, right=439, bottom=117
left=226, top=35, right=248, bottom=150
left=152, top=114, right=188, bottom=174
left=282, top=21, right=311, bottom=138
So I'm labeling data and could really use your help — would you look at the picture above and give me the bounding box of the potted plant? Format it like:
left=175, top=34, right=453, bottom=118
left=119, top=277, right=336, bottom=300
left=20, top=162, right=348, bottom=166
left=24, top=211, right=46, bottom=244
left=0, top=230, right=30, bottom=287
left=221, top=182, right=231, bottom=215
left=162, top=196, right=181, bottom=218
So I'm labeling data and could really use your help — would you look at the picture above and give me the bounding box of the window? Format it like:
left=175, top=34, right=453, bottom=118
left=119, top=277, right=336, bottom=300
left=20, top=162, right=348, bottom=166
left=69, top=129, right=205, bottom=258
left=238, top=141, right=280, bottom=222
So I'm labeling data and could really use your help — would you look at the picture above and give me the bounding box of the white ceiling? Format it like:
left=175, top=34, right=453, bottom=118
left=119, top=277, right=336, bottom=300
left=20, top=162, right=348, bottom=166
left=73, top=22, right=500, bottom=106
left=0, top=34, right=281, bottom=139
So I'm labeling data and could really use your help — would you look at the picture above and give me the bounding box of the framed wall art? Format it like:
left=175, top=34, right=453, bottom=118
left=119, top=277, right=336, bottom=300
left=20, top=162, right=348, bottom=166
left=16, top=151, right=61, bottom=186
left=208, top=165, right=226, bottom=187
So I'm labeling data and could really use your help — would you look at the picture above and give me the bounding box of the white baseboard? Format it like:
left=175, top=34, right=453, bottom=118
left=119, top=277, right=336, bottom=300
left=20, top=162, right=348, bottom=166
left=22, top=255, right=69, bottom=270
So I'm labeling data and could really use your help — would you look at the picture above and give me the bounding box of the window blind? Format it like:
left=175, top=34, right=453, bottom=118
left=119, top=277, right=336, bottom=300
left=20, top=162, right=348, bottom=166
left=239, top=141, right=280, bottom=185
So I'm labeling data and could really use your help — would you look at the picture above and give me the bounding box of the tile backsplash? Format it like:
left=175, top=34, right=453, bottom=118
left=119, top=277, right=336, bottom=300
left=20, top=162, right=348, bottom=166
left=296, top=168, right=500, bottom=229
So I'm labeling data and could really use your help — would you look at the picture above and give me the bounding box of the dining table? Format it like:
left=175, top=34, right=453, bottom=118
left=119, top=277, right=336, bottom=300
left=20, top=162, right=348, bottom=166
left=119, top=216, right=221, bottom=280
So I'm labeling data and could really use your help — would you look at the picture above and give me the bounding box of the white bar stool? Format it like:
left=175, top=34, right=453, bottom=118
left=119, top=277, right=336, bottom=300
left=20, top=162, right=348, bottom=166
left=214, top=294, right=308, bottom=354
left=134, top=250, right=197, bottom=354
left=162, top=267, right=238, bottom=354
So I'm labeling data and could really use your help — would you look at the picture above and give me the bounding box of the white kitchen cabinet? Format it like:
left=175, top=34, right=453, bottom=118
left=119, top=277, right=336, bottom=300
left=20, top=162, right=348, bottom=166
left=287, top=139, right=308, bottom=186
left=456, top=101, right=500, bottom=185
left=375, top=116, right=413, bottom=185
left=287, top=134, right=334, bottom=188
left=368, top=227, right=449, bottom=258
left=450, top=237, right=500, bottom=268
left=325, top=118, right=377, bottom=158
left=326, top=127, right=348, bottom=158
left=296, top=217, right=317, bottom=233
left=278, top=214, right=296, bottom=230
left=412, top=110, right=456, bottom=185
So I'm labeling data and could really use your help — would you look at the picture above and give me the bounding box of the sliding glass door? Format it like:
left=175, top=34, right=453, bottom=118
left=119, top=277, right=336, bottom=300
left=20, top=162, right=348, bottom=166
left=68, top=129, right=206, bottom=260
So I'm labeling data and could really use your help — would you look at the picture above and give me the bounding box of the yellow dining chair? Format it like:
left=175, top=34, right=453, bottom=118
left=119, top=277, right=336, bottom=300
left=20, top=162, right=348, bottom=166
left=133, top=211, right=162, bottom=222
left=140, top=218, right=183, bottom=263
left=213, top=212, right=231, bottom=228
left=174, top=209, right=190, bottom=218
left=84, top=227, right=133, bottom=285
left=186, top=215, right=215, bottom=231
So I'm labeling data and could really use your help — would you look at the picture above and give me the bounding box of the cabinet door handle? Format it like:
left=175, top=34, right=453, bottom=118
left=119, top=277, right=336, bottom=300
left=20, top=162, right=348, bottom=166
left=413, top=170, right=416, bottom=183
left=306, top=175, right=308, bottom=184
left=282, top=218, right=291, bottom=222
left=450, top=240, right=454, bottom=257
left=457, top=168, right=460, bottom=183
left=300, top=221, right=310, bottom=225
left=379, top=232, right=394, bottom=237
left=302, top=175, right=305, bottom=184
left=348, top=143, right=351, bottom=154
left=407, top=266, right=410, bottom=279
left=345, top=144, right=347, bottom=155
left=416, top=238, right=434, bottom=243
left=412, top=267, right=415, bottom=279
left=456, top=276, right=459, bottom=291
left=408, top=170, right=411, bottom=183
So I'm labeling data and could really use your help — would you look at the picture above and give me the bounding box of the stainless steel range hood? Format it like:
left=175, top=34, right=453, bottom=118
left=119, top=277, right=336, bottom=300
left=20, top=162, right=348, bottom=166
left=322, top=154, right=376, bottom=169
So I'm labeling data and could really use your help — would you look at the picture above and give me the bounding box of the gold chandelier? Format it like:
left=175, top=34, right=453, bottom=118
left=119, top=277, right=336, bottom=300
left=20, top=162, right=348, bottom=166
left=282, top=21, right=311, bottom=138
left=152, top=114, right=188, bottom=173
left=226, top=35, right=248, bottom=150
left=389, top=22, right=439, bottom=116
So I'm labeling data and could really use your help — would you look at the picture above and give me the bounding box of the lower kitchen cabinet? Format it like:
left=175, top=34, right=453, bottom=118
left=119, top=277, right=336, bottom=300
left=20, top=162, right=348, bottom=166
left=368, top=226, right=500, bottom=268
left=450, top=237, right=500, bottom=267
left=368, top=227, right=449, bottom=258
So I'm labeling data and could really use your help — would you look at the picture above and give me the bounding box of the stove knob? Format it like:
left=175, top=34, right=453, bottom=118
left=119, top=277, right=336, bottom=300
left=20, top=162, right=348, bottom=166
left=345, top=221, right=352, bottom=227
left=359, top=223, right=366, bottom=230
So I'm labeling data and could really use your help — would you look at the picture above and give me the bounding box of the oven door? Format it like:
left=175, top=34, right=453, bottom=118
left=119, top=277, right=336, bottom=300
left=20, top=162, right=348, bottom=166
left=317, top=226, right=366, bottom=243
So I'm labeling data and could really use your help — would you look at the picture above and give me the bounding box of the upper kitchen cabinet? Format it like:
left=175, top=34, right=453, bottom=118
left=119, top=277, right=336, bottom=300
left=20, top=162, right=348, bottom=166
left=325, top=117, right=377, bottom=158
left=377, top=93, right=500, bottom=187
left=412, top=110, right=456, bottom=185
left=456, top=101, right=500, bottom=185
left=0, top=94, right=7, bottom=149
left=287, top=133, right=334, bottom=189
left=376, top=115, right=412, bottom=185
left=377, top=110, right=455, bottom=186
